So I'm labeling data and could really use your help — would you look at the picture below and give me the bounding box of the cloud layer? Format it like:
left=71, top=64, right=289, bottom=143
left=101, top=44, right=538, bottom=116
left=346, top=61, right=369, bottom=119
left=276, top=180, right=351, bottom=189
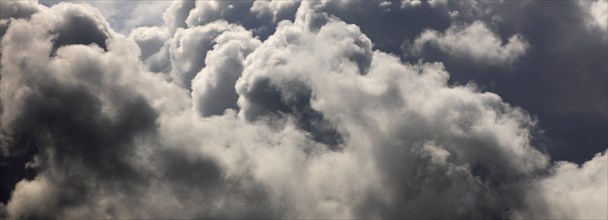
left=0, top=0, right=606, bottom=219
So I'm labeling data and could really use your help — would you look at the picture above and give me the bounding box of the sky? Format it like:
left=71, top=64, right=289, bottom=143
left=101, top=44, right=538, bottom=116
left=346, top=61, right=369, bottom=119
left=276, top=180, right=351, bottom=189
left=0, top=0, right=606, bottom=219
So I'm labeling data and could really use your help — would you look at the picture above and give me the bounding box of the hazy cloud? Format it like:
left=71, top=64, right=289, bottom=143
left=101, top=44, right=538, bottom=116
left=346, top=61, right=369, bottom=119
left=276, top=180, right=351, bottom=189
left=587, top=0, right=607, bottom=32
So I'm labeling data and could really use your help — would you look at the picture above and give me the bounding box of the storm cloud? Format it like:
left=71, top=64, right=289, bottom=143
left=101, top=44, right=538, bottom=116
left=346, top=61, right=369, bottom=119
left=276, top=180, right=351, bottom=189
left=0, top=0, right=606, bottom=219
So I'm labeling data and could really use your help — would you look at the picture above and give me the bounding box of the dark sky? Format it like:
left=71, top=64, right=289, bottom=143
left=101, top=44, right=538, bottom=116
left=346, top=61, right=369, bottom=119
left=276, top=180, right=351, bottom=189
left=0, top=0, right=606, bottom=219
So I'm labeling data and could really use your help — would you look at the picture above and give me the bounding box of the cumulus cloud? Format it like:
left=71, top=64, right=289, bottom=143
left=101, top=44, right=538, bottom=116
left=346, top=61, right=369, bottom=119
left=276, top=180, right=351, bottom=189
left=162, top=0, right=195, bottom=35
left=0, top=1, right=42, bottom=40
left=191, top=23, right=261, bottom=117
left=39, top=0, right=170, bottom=34
left=0, top=1, right=606, bottom=219
left=128, top=26, right=169, bottom=61
left=165, top=22, right=241, bottom=88
left=441, top=1, right=607, bottom=163
left=407, top=21, right=529, bottom=65
left=519, top=150, right=608, bottom=219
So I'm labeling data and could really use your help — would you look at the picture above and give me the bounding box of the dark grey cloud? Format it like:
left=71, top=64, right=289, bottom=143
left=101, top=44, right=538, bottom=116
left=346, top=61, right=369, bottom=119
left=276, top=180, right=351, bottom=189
left=50, top=7, right=110, bottom=52
left=239, top=77, right=343, bottom=148
left=0, top=5, right=158, bottom=217
left=0, top=1, right=41, bottom=37
left=0, top=0, right=606, bottom=219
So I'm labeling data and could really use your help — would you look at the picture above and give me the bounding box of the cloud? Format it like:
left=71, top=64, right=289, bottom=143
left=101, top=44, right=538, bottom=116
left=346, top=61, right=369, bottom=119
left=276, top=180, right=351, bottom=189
left=297, top=0, right=452, bottom=54
left=191, top=23, right=261, bottom=117
left=5, top=176, right=58, bottom=218
left=185, top=1, right=253, bottom=27
left=165, top=22, right=241, bottom=88
left=0, top=1, right=41, bottom=20
left=161, top=0, right=195, bottom=35
left=589, top=0, right=607, bottom=32
left=519, top=150, right=608, bottom=219
left=128, top=26, right=169, bottom=61
left=435, top=1, right=607, bottom=163
left=0, top=1, right=42, bottom=40
left=401, top=0, right=422, bottom=9
left=39, top=0, right=170, bottom=34
left=181, top=0, right=293, bottom=39
left=0, top=1, right=606, bottom=219
left=250, top=0, right=300, bottom=22
left=407, top=21, right=529, bottom=65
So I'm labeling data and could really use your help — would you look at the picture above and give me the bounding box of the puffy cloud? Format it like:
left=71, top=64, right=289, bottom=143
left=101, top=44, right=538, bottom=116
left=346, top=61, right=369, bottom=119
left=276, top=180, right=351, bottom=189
left=0, top=3, right=186, bottom=217
left=162, top=0, right=196, bottom=35
left=0, top=1, right=41, bottom=20
left=235, top=6, right=548, bottom=217
left=185, top=1, right=253, bottom=27
left=39, top=0, right=170, bottom=34
left=296, top=0, right=452, bottom=53
left=401, top=0, right=422, bottom=9
left=0, top=1, right=42, bottom=37
left=182, top=0, right=293, bottom=39
left=589, top=0, right=607, bottom=32
left=6, top=176, right=58, bottom=218
left=407, top=21, right=529, bottom=65
left=132, top=21, right=251, bottom=88
left=520, top=150, right=608, bottom=219
left=191, top=24, right=261, bottom=117
left=128, top=26, right=170, bottom=61
left=165, top=22, right=239, bottom=88
left=434, top=1, right=607, bottom=163
left=0, top=1, right=606, bottom=219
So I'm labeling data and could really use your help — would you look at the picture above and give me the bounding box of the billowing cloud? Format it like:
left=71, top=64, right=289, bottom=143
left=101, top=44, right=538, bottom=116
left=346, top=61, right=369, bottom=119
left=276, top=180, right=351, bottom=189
left=165, top=22, right=241, bottom=88
left=0, top=1, right=606, bottom=219
left=519, top=150, right=608, bottom=219
left=0, top=1, right=42, bottom=43
left=192, top=22, right=261, bottom=117
left=407, top=21, right=529, bottom=65
left=49, top=0, right=170, bottom=34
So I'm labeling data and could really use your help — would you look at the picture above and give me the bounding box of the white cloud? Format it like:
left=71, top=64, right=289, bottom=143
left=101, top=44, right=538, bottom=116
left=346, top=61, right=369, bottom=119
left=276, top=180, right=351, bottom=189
left=185, top=0, right=254, bottom=28
left=128, top=26, right=169, bottom=61
left=236, top=7, right=548, bottom=217
left=408, top=21, right=529, bottom=65
left=6, top=177, right=59, bottom=218
left=166, top=21, right=242, bottom=87
left=590, top=0, right=607, bottom=32
left=401, top=0, right=422, bottom=9
left=191, top=24, right=261, bottom=117
left=519, top=150, right=608, bottom=219
left=162, top=0, right=196, bottom=34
